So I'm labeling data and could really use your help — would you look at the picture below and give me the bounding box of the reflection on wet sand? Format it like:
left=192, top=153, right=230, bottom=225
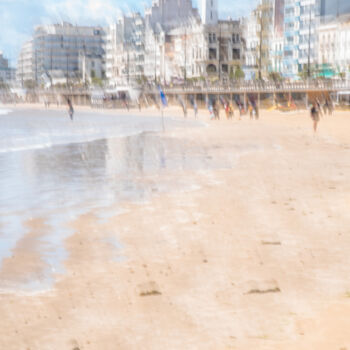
left=0, top=127, right=238, bottom=290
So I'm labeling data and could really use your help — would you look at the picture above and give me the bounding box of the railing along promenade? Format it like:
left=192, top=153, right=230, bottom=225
left=2, top=80, right=350, bottom=106
left=161, top=80, right=350, bottom=95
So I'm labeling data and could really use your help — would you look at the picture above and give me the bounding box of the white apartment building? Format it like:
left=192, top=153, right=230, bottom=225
left=142, top=0, right=200, bottom=83
left=17, top=22, right=105, bottom=86
left=243, top=10, right=260, bottom=79
left=269, top=0, right=284, bottom=74
left=145, top=0, right=199, bottom=31
left=79, top=52, right=104, bottom=84
left=283, top=0, right=320, bottom=79
left=143, top=0, right=243, bottom=83
left=106, top=13, right=145, bottom=86
left=318, top=15, right=350, bottom=77
left=243, top=0, right=275, bottom=80
left=202, top=0, right=218, bottom=25
left=17, top=41, right=34, bottom=84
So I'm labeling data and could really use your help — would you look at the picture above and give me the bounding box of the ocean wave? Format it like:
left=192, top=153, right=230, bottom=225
left=0, top=129, right=158, bottom=154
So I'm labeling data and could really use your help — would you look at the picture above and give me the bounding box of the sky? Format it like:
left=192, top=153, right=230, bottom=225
left=0, top=0, right=257, bottom=65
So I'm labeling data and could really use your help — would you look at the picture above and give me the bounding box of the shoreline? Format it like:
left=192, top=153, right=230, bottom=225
left=0, top=108, right=350, bottom=348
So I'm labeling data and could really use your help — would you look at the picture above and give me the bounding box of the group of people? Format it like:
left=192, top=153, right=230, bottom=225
left=208, top=98, right=259, bottom=121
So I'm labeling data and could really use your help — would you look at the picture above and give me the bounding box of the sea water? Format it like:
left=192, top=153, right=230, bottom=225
left=0, top=108, right=209, bottom=290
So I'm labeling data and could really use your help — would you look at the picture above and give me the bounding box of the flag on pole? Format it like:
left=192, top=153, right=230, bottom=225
left=159, top=86, right=168, bottom=107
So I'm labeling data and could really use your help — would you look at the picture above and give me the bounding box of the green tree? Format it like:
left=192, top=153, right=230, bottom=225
left=91, top=76, right=103, bottom=87
left=338, top=71, right=346, bottom=80
left=24, top=80, right=36, bottom=89
left=234, top=65, right=245, bottom=80
left=268, top=71, right=283, bottom=82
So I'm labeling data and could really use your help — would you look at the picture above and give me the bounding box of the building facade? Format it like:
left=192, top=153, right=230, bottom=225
left=320, top=0, right=350, bottom=21
left=318, top=15, right=350, bottom=78
left=165, top=20, right=243, bottom=83
left=145, top=0, right=199, bottom=31
left=142, top=0, right=243, bottom=83
left=79, top=52, right=104, bottom=84
left=0, top=52, right=16, bottom=83
left=243, top=0, right=274, bottom=79
left=106, top=13, right=145, bottom=86
left=283, top=0, right=321, bottom=79
left=17, top=22, right=105, bottom=86
left=269, top=0, right=285, bottom=74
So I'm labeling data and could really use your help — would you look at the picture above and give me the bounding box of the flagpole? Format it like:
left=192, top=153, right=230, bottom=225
left=158, top=85, right=167, bottom=132
left=161, top=104, right=165, bottom=132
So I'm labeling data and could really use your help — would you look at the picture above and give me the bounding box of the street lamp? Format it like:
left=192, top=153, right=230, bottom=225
left=307, top=2, right=312, bottom=79
left=258, top=9, right=263, bottom=81
left=66, top=51, right=69, bottom=86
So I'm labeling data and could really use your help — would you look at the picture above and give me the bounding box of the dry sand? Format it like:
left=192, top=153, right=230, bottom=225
left=1, top=106, right=350, bottom=349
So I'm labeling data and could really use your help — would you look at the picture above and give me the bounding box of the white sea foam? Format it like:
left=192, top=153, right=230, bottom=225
left=0, top=129, right=151, bottom=154
left=0, top=109, right=12, bottom=115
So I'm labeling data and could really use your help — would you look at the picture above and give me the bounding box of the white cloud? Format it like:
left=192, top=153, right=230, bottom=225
left=0, top=6, right=30, bottom=62
left=43, top=0, right=125, bottom=25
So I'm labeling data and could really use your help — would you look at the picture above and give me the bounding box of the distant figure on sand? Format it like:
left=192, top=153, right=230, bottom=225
left=189, top=96, right=198, bottom=118
left=324, top=99, right=333, bottom=116
left=193, top=100, right=198, bottom=118
left=229, top=103, right=234, bottom=119
left=225, top=102, right=230, bottom=119
left=254, top=102, right=259, bottom=120
left=316, top=99, right=323, bottom=117
left=182, top=102, right=187, bottom=118
left=249, top=103, right=253, bottom=119
left=67, top=98, right=74, bottom=121
left=208, top=104, right=214, bottom=120
left=212, top=99, right=219, bottom=120
left=310, top=102, right=319, bottom=133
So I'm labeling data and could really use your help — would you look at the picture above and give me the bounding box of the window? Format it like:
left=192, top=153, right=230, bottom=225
left=232, top=49, right=240, bottom=59
left=209, top=33, right=216, bottom=44
left=209, top=48, right=217, bottom=59
left=206, top=64, right=217, bottom=73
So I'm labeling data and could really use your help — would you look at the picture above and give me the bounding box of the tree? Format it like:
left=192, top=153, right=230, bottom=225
left=24, top=80, right=36, bottom=89
left=229, top=67, right=235, bottom=81
left=234, top=65, right=245, bottom=80
left=0, top=78, right=9, bottom=90
left=91, top=76, right=103, bottom=87
left=268, top=72, right=283, bottom=82
left=338, top=71, right=346, bottom=80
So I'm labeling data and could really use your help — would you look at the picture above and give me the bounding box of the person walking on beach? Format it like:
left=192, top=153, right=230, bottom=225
left=249, top=103, right=254, bottom=119
left=208, top=104, right=214, bottom=120
left=325, top=99, right=333, bottom=116
left=225, top=102, right=230, bottom=119
left=212, top=99, right=219, bottom=120
left=181, top=101, right=187, bottom=118
left=137, top=98, right=142, bottom=111
left=316, top=99, right=323, bottom=118
left=254, top=102, right=259, bottom=120
left=67, top=98, right=74, bottom=121
left=230, top=104, right=234, bottom=119
left=310, top=102, right=320, bottom=133
left=193, top=100, right=198, bottom=118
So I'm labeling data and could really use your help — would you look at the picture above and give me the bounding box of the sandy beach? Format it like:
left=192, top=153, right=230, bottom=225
left=1, top=105, right=350, bottom=349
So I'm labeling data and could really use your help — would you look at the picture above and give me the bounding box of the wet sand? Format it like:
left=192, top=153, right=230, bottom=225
left=1, top=108, right=350, bottom=349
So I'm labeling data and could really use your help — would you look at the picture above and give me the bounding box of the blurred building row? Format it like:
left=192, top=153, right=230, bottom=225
left=1, top=0, right=349, bottom=87
left=0, top=52, right=16, bottom=84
